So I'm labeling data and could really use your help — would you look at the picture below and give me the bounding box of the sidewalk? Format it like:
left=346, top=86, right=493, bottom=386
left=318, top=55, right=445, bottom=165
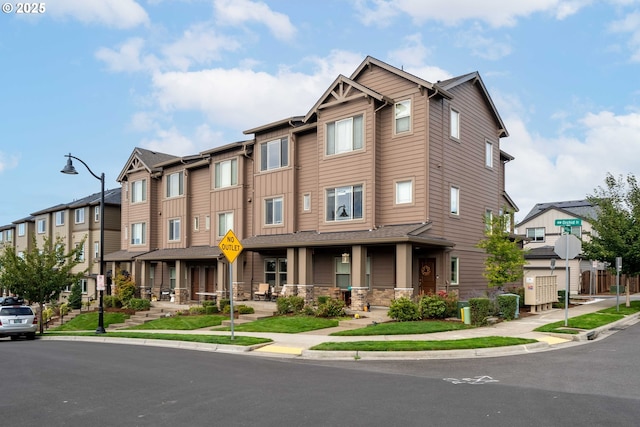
left=43, top=295, right=640, bottom=360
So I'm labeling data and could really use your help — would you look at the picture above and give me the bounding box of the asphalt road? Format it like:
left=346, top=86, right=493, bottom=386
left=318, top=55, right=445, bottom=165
left=3, top=321, right=640, bottom=426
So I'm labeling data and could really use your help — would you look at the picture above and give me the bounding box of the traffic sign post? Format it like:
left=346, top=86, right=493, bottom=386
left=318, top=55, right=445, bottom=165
left=554, top=219, right=583, bottom=326
left=218, top=230, right=243, bottom=340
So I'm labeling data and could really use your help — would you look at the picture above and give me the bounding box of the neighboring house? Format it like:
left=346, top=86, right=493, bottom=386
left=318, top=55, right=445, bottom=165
left=106, top=56, right=516, bottom=308
left=29, top=189, right=122, bottom=305
left=0, top=223, right=16, bottom=296
left=517, top=200, right=599, bottom=295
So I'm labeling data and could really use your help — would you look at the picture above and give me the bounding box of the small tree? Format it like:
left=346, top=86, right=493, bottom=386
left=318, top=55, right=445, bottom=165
left=68, top=281, right=83, bottom=310
left=114, top=270, right=136, bottom=307
left=476, top=211, right=527, bottom=289
left=0, top=235, right=86, bottom=333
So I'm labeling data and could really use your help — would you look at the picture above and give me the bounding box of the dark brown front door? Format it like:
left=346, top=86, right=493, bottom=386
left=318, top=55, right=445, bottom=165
left=419, top=258, right=436, bottom=295
left=190, top=267, right=200, bottom=301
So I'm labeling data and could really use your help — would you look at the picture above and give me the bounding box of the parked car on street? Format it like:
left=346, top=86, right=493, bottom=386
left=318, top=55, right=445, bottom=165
left=0, top=297, right=37, bottom=340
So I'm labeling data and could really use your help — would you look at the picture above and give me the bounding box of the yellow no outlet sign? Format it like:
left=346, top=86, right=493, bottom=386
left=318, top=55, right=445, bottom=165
left=218, top=229, right=243, bottom=263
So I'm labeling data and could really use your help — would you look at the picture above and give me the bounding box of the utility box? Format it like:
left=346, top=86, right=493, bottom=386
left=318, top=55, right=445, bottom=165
left=524, top=276, right=557, bottom=312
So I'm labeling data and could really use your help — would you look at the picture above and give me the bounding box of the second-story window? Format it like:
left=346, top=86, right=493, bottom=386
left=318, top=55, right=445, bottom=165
left=261, top=138, right=288, bottom=171
left=450, top=108, right=460, bottom=139
left=131, top=179, right=147, bottom=203
left=326, top=115, right=363, bottom=155
left=55, top=211, right=65, bottom=226
left=168, top=218, right=181, bottom=241
left=37, top=219, right=46, bottom=234
left=394, top=100, right=411, bottom=134
left=131, top=222, right=146, bottom=245
left=485, top=141, right=493, bottom=168
left=395, top=180, right=412, bottom=204
left=94, top=241, right=99, bottom=259
left=265, top=197, right=283, bottom=225
left=75, top=208, right=85, bottom=224
left=166, top=172, right=184, bottom=198
left=75, top=243, right=85, bottom=262
left=18, top=223, right=25, bottom=236
left=326, top=185, right=363, bottom=222
left=450, top=186, right=460, bottom=216
left=526, top=227, right=545, bottom=242
left=94, top=206, right=100, bottom=223
left=217, top=212, right=233, bottom=238
left=215, top=159, right=237, bottom=189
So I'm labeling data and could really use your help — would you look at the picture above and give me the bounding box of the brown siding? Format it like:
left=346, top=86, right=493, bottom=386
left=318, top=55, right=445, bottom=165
left=295, top=130, right=319, bottom=232
left=188, top=166, right=211, bottom=247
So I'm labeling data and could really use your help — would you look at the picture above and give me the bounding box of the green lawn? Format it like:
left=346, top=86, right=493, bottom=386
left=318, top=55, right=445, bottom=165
left=45, top=331, right=271, bottom=346
left=311, top=336, right=537, bottom=352
left=214, top=315, right=339, bottom=333
left=126, top=315, right=227, bottom=330
left=50, top=312, right=129, bottom=331
left=599, top=300, right=640, bottom=316
left=534, top=312, right=625, bottom=334
left=331, top=320, right=471, bottom=336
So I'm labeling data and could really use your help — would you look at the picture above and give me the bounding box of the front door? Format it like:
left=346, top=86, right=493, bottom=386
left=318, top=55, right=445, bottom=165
left=419, top=258, right=436, bottom=295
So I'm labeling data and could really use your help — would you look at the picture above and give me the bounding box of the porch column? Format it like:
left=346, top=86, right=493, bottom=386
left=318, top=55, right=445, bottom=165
left=139, top=261, right=149, bottom=300
left=395, top=243, right=414, bottom=300
left=232, top=253, right=244, bottom=301
left=350, top=245, right=367, bottom=310
left=216, top=259, right=227, bottom=300
left=174, top=259, right=188, bottom=304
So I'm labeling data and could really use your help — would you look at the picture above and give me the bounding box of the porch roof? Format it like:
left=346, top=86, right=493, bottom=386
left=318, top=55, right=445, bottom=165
left=241, top=223, right=455, bottom=250
left=103, top=250, right=152, bottom=262
left=136, top=246, right=221, bottom=261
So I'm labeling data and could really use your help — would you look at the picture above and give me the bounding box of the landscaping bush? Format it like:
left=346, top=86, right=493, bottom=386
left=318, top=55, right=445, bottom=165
left=114, top=271, right=136, bottom=305
left=59, top=303, right=69, bottom=317
left=219, top=298, right=230, bottom=313
left=557, top=290, right=567, bottom=308
left=419, top=294, right=447, bottom=319
left=103, top=295, right=122, bottom=309
left=202, top=300, right=217, bottom=308
left=317, top=295, right=330, bottom=305
left=497, top=294, right=518, bottom=321
left=387, top=297, right=421, bottom=322
left=204, top=305, right=219, bottom=314
left=68, top=281, right=82, bottom=309
left=316, top=298, right=346, bottom=318
left=190, top=306, right=206, bottom=315
left=301, top=305, right=317, bottom=316
left=222, top=304, right=254, bottom=315
left=127, top=298, right=151, bottom=311
left=469, top=297, right=495, bottom=326
left=505, top=286, right=525, bottom=307
left=276, top=296, right=305, bottom=315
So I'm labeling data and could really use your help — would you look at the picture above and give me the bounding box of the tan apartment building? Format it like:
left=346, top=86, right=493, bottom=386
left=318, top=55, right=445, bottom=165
left=106, top=56, right=516, bottom=309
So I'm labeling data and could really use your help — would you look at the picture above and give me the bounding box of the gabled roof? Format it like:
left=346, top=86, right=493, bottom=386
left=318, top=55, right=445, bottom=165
left=117, top=147, right=178, bottom=182
left=303, top=74, right=394, bottom=123
left=518, top=200, right=598, bottom=225
left=436, top=72, right=508, bottom=138
left=30, top=189, right=122, bottom=216
left=12, top=216, right=34, bottom=225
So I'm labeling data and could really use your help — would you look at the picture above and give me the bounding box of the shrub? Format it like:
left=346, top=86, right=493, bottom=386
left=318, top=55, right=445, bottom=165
left=59, top=303, right=69, bottom=317
left=219, top=298, right=230, bottom=312
left=387, top=297, right=421, bottom=322
left=317, top=295, right=330, bottom=305
left=190, top=306, right=206, bottom=315
left=497, top=294, right=518, bottom=320
left=469, top=297, right=495, bottom=326
left=114, top=271, right=136, bottom=305
left=276, top=296, right=305, bottom=315
left=301, top=305, right=316, bottom=316
left=237, top=304, right=254, bottom=315
left=316, top=298, right=346, bottom=318
left=103, top=296, right=122, bottom=309
left=204, top=305, right=219, bottom=314
left=202, top=300, right=217, bottom=308
left=504, top=286, right=525, bottom=307
left=127, top=298, right=151, bottom=311
left=68, top=281, right=82, bottom=309
left=419, top=294, right=447, bottom=319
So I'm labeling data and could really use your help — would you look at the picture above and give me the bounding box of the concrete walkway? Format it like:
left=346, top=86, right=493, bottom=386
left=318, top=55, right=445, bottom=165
left=42, top=295, right=640, bottom=360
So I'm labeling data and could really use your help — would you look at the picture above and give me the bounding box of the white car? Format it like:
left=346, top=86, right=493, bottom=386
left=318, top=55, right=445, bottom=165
left=0, top=297, right=37, bottom=340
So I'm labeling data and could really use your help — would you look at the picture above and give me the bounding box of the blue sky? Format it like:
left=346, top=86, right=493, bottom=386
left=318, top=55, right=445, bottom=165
left=1, top=0, right=639, bottom=227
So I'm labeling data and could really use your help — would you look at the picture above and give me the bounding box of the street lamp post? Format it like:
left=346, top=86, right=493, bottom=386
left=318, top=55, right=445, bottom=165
left=61, top=153, right=106, bottom=334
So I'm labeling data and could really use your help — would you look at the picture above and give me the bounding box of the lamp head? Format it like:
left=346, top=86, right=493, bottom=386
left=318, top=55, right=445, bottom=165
left=61, top=155, right=78, bottom=175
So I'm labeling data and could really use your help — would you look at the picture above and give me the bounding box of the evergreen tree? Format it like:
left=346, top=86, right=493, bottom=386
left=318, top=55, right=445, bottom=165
left=68, top=280, right=83, bottom=310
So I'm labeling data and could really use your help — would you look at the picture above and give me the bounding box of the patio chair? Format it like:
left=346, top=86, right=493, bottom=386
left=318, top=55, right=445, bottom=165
left=271, top=285, right=283, bottom=301
left=254, top=283, right=270, bottom=301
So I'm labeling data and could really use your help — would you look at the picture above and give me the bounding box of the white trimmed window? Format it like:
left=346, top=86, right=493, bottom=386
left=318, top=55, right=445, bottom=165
left=485, top=141, right=493, bottom=168
left=485, top=209, right=493, bottom=232
left=168, top=219, right=181, bottom=241
left=205, top=215, right=211, bottom=230
left=450, top=186, right=460, bottom=215
left=394, top=100, right=411, bottom=134
left=18, top=223, right=25, bottom=237
left=131, top=179, right=147, bottom=203
left=217, top=212, right=233, bottom=238
left=335, top=257, right=351, bottom=289
left=94, top=241, right=99, bottom=259
left=261, top=138, right=288, bottom=171
left=396, top=180, right=412, bottom=204
left=131, top=222, right=146, bottom=245
left=303, top=193, right=311, bottom=212
left=215, top=159, right=238, bottom=189
left=37, top=219, right=45, bottom=234
left=265, top=197, right=283, bottom=225
left=75, top=208, right=85, bottom=224
left=326, top=115, right=364, bottom=155
left=451, top=257, right=459, bottom=285
left=264, top=258, right=287, bottom=287
left=526, top=227, right=545, bottom=242
left=94, top=206, right=100, bottom=223
left=193, top=216, right=199, bottom=231
left=75, top=243, right=85, bottom=262
left=55, top=211, right=65, bottom=226
left=326, top=185, right=363, bottom=222
left=166, top=172, right=184, bottom=198
left=450, top=109, right=460, bottom=139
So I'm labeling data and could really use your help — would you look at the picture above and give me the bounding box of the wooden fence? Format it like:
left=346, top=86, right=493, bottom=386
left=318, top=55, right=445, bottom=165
left=580, top=271, right=639, bottom=294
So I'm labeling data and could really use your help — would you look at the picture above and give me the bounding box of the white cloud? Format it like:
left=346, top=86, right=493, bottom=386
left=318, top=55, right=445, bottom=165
left=52, top=0, right=149, bottom=29
left=608, top=11, right=640, bottom=61
left=457, top=24, right=513, bottom=60
left=162, top=24, right=241, bottom=71
left=95, top=38, right=159, bottom=73
left=214, top=0, right=296, bottom=41
left=0, top=152, right=20, bottom=173
left=356, top=0, right=587, bottom=28
left=141, top=127, right=196, bottom=156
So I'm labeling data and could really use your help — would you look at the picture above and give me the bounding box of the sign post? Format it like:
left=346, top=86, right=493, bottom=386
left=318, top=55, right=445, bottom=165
left=554, top=219, right=582, bottom=326
left=218, top=229, right=243, bottom=340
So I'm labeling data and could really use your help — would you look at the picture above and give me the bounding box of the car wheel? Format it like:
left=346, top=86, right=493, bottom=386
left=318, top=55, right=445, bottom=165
left=10, top=335, right=19, bottom=341
left=26, top=333, right=36, bottom=340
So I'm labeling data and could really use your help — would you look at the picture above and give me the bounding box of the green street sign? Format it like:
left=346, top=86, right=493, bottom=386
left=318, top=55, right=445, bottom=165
left=555, top=218, right=582, bottom=227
